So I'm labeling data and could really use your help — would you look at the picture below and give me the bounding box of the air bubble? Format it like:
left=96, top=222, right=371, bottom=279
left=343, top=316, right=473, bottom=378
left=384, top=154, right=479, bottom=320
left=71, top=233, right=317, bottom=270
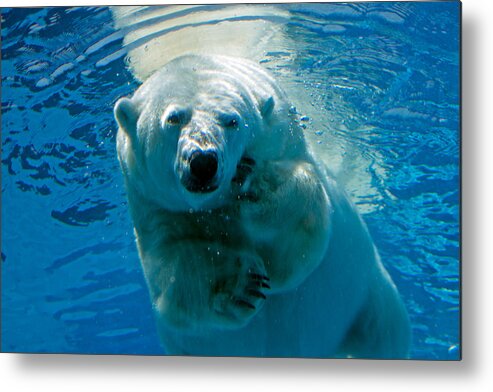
left=448, top=344, right=459, bottom=356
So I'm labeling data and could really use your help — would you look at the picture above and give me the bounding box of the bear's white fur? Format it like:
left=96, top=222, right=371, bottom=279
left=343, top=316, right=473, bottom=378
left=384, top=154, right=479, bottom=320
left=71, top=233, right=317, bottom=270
left=115, top=54, right=411, bottom=358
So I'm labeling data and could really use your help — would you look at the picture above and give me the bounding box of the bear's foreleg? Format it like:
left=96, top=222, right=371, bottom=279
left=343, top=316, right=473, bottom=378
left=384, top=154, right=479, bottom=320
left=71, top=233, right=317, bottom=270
left=239, top=160, right=331, bottom=292
left=142, top=239, right=269, bottom=332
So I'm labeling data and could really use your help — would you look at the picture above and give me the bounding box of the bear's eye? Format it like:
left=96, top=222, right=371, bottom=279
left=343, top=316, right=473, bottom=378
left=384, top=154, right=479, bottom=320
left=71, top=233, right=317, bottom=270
left=226, top=118, right=238, bottom=128
left=163, top=107, right=191, bottom=128
left=167, top=112, right=182, bottom=125
left=221, top=114, right=240, bottom=129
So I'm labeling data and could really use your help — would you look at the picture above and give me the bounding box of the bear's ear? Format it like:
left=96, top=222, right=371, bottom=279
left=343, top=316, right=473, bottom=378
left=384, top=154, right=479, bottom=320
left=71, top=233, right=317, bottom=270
left=259, top=96, right=275, bottom=118
left=114, top=97, right=138, bottom=138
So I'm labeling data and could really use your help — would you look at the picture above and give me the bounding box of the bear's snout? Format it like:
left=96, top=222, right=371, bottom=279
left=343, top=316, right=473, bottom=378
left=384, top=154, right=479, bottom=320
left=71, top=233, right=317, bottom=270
left=182, top=150, right=219, bottom=193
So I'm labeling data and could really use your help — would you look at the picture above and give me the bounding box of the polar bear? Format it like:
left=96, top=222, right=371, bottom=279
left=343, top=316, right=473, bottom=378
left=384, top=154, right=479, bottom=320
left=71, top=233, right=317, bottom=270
left=114, top=54, right=411, bottom=358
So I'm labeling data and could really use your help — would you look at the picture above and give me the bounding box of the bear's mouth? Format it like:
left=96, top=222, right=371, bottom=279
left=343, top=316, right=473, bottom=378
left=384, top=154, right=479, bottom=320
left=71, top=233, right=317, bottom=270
left=182, top=180, right=219, bottom=194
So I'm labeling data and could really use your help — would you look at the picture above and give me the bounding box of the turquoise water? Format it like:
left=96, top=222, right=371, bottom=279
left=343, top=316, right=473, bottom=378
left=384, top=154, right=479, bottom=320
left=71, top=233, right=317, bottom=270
left=1, top=3, right=460, bottom=359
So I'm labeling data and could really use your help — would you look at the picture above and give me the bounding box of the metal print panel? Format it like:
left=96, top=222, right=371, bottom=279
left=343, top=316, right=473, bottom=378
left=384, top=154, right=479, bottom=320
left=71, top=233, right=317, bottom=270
left=0, top=2, right=461, bottom=359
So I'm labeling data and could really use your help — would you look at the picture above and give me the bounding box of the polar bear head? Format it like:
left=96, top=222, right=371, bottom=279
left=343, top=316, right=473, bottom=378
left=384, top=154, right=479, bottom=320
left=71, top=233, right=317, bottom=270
left=115, top=55, right=304, bottom=211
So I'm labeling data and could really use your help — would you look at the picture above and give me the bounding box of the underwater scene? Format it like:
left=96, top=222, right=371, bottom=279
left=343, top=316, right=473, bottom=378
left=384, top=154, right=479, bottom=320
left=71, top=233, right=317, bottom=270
left=1, top=2, right=460, bottom=359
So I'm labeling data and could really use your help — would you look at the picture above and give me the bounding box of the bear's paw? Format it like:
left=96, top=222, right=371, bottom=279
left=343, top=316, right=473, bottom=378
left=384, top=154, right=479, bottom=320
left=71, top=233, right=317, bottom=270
left=210, top=250, right=270, bottom=328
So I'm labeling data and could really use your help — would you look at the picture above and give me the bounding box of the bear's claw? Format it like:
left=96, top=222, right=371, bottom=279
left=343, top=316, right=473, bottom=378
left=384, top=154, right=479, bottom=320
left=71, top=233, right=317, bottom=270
left=247, top=289, right=267, bottom=300
left=234, top=298, right=256, bottom=310
left=248, top=272, right=270, bottom=282
left=232, top=156, right=256, bottom=186
left=237, top=191, right=259, bottom=202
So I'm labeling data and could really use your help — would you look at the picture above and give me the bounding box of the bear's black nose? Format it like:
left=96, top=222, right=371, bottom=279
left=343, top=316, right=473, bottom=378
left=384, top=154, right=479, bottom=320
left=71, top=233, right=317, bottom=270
left=187, top=150, right=218, bottom=192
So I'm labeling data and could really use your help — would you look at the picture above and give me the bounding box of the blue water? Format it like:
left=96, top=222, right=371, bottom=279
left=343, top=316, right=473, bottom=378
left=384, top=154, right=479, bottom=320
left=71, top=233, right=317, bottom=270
left=1, top=3, right=460, bottom=359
